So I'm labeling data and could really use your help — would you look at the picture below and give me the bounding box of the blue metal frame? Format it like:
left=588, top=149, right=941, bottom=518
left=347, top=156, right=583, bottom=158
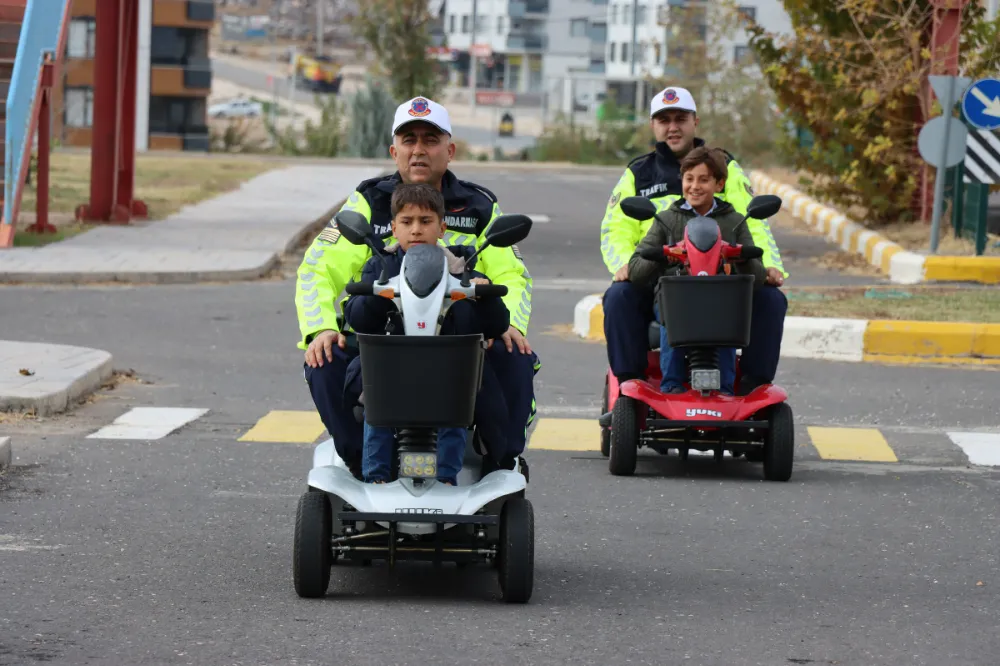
left=3, top=0, right=70, bottom=226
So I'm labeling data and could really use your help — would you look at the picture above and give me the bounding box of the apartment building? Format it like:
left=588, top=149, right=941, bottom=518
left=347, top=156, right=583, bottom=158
left=55, top=0, right=215, bottom=152
left=444, top=0, right=548, bottom=94
left=603, top=0, right=792, bottom=110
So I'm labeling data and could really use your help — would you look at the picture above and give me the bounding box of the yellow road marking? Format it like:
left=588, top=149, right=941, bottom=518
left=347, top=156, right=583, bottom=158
left=238, top=410, right=326, bottom=443
left=806, top=426, right=898, bottom=462
left=528, top=418, right=600, bottom=451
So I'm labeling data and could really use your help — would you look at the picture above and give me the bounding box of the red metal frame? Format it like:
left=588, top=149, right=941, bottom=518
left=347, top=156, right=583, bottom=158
left=74, top=0, right=146, bottom=223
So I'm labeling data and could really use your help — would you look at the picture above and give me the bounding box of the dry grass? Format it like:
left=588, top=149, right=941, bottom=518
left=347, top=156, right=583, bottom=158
left=786, top=286, right=1000, bottom=322
left=13, top=151, right=278, bottom=246
left=764, top=167, right=996, bottom=256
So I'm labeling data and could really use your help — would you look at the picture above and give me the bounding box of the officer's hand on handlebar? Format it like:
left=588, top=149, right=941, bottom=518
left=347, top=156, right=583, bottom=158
left=613, top=265, right=629, bottom=282
left=471, top=277, right=490, bottom=286
left=305, top=330, right=345, bottom=368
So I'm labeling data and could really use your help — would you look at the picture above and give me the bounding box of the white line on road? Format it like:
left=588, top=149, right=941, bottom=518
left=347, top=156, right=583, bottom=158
left=527, top=214, right=551, bottom=223
left=86, top=407, right=210, bottom=440
left=947, top=432, right=1000, bottom=466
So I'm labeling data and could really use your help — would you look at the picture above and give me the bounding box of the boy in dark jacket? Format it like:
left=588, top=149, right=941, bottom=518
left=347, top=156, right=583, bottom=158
left=344, top=183, right=510, bottom=485
left=627, top=147, right=767, bottom=395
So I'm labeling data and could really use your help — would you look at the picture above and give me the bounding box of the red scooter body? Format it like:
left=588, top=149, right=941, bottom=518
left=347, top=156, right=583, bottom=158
left=600, top=195, right=794, bottom=481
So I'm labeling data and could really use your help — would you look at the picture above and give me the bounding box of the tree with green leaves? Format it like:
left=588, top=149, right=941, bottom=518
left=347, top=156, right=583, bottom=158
left=353, top=0, right=444, bottom=102
left=743, top=0, right=1000, bottom=226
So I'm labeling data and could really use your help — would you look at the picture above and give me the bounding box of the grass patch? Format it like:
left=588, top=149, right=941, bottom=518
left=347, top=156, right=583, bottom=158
left=13, top=151, right=277, bottom=246
left=786, top=286, right=1000, bottom=322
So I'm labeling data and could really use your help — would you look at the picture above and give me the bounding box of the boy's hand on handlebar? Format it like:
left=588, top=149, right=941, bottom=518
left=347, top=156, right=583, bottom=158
left=501, top=326, right=532, bottom=354
left=766, top=267, right=784, bottom=286
left=305, top=330, right=345, bottom=368
left=470, top=277, right=490, bottom=285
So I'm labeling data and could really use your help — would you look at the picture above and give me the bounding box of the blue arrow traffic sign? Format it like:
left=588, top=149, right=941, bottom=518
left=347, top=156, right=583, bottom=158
left=961, top=77, right=1000, bottom=131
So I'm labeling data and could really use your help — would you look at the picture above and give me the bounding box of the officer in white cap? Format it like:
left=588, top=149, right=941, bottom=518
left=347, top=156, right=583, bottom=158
left=294, top=96, right=539, bottom=480
left=596, top=84, right=790, bottom=411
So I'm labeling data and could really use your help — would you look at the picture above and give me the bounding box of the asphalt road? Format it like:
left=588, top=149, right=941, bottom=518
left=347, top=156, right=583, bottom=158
left=2, top=166, right=999, bottom=665
left=211, top=59, right=539, bottom=152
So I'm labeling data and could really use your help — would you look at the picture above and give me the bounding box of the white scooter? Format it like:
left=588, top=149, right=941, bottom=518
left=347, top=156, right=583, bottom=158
left=293, top=208, right=535, bottom=603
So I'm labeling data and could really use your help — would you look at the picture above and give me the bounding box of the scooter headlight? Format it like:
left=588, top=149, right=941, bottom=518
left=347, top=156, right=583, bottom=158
left=399, top=452, right=436, bottom=479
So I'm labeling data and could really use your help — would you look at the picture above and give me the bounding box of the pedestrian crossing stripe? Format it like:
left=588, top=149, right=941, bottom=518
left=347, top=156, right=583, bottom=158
left=77, top=408, right=1000, bottom=467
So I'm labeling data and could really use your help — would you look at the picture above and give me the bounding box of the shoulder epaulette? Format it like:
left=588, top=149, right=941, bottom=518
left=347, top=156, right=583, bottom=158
left=627, top=150, right=654, bottom=169
left=459, top=179, right=498, bottom=203
left=356, top=174, right=393, bottom=194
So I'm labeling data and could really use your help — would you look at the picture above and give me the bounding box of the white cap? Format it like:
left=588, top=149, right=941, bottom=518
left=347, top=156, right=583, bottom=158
left=391, top=96, right=453, bottom=137
left=650, top=86, right=697, bottom=117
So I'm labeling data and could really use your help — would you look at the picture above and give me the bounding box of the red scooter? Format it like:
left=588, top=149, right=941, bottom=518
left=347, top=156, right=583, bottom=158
left=598, top=194, right=794, bottom=481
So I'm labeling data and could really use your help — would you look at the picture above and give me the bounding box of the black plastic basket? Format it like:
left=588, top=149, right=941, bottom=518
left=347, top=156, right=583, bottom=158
left=656, top=274, right=754, bottom=348
left=356, top=333, right=486, bottom=428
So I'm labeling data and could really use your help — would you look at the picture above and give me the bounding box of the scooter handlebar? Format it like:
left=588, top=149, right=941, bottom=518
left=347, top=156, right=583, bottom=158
left=345, top=281, right=373, bottom=295
left=473, top=283, right=508, bottom=298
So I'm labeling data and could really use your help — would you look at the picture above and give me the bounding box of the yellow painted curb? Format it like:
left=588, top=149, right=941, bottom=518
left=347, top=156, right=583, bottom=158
left=863, top=320, right=1000, bottom=362
left=588, top=301, right=604, bottom=341
left=748, top=170, right=1000, bottom=285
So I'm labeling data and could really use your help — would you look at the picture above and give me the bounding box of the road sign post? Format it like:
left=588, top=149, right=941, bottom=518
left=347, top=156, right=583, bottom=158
left=920, top=75, right=972, bottom=253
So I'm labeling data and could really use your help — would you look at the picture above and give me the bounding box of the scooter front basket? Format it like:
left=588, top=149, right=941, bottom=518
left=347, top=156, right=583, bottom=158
left=356, top=333, right=486, bottom=428
left=657, top=274, right=754, bottom=348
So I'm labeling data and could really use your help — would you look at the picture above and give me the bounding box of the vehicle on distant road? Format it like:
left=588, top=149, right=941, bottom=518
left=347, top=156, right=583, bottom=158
left=208, top=98, right=264, bottom=119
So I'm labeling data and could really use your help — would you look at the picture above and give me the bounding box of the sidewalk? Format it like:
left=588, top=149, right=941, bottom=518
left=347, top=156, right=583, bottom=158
left=0, top=164, right=384, bottom=284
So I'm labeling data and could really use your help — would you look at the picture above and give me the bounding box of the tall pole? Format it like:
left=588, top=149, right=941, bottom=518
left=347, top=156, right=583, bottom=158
left=469, top=0, right=478, bottom=113
left=316, top=0, right=324, bottom=57
left=630, top=0, right=638, bottom=114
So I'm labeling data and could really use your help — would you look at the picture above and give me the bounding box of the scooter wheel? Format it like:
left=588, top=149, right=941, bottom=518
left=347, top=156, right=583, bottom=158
left=293, top=490, right=333, bottom=598
left=763, top=402, right=794, bottom=482
left=497, top=497, right=534, bottom=603
left=600, top=379, right=611, bottom=457
left=609, top=395, right=639, bottom=476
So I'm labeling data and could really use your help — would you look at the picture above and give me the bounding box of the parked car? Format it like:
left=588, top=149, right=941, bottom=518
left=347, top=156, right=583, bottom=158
left=208, top=99, right=263, bottom=119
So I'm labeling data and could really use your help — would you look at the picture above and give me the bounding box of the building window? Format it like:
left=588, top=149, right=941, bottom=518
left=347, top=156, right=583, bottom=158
left=737, top=5, right=757, bottom=22
left=67, top=18, right=96, bottom=59
left=64, top=87, right=94, bottom=127
left=151, top=26, right=210, bottom=66
left=636, top=5, right=647, bottom=24
left=497, top=16, right=504, bottom=34
left=620, top=42, right=629, bottom=62
left=462, top=15, right=469, bottom=32
left=149, top=96, right=207, bottom=134
left=653, top=42, right=662, bottom=64
left=570, top=18, right=588, bottom=37
left=734, top=45, right=754, bottom=65
left=610, top=5, right=617, bottom=24
left=608, top=42, right=615, bottom=61
left=449, top=14, right=455, bottom=32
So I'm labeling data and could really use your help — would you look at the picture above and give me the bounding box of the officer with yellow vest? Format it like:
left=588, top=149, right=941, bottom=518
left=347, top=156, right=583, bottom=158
left=600, top=86, right=788, bottom=396
left=295, top=96, right=538, bottom=478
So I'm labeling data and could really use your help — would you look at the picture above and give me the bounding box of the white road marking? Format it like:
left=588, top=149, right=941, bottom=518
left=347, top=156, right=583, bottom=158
left=947, top=432, right=1000, bottom=466
left=86, top=407, right=209, bottom=440
left=527, top=214, right=551, bottom=223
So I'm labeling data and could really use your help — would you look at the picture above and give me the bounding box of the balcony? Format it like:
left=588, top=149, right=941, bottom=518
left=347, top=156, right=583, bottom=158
left=151, top=62, right=212, bottom=95
left=506, top=34, right=547, bottom=51
left=153, top=0, right=215, bottom=28
left=508, top=0, right=549, bottom=17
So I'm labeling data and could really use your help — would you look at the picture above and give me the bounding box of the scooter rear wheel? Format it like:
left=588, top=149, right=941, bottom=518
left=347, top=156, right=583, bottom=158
left=609, top=395, right=640, bottom=476
left=293, top=490, right=333, bottom=598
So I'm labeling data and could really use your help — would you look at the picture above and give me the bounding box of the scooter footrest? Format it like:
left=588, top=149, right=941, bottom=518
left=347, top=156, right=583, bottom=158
left=338, top=512, right=499, bottom=525
left=645, top=419, right=770, bottom=430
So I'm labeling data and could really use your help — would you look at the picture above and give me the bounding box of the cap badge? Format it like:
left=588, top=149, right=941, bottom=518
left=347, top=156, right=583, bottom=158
left=663, top=89, right=679, bottom=105
left=408, top=98, right=431, bottom=117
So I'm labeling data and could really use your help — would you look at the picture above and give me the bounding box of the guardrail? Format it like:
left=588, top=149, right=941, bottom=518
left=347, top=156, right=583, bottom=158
left=3, top=0, right=70, bottom=227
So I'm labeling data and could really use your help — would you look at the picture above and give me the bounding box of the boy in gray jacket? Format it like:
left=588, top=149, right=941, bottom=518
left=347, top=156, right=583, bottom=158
left=627, top=146, right=767, bottom=395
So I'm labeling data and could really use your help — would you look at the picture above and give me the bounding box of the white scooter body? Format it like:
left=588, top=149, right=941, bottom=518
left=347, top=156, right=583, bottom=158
left=307, top=246, right=526, bottom=536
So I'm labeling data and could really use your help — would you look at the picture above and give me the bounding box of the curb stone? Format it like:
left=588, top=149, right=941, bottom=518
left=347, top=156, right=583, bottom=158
left=748, top=170, right=1000, bottom=285
left=0, top=342, right=115, bottom=416
left=572, top=294, right=1000, bottom=366
left=0, top=436, right=10, bottom=471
